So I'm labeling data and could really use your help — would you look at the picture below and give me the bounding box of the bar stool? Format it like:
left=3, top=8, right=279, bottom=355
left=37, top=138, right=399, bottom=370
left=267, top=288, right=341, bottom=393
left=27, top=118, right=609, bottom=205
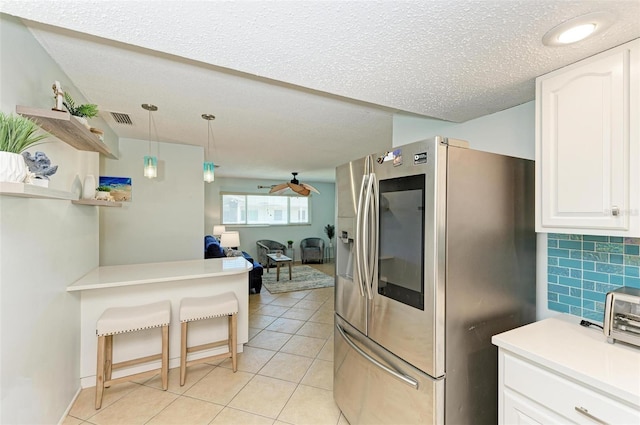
left=179, top=292, right=238, bottom=386
left=95, top=300, right=171, bottom=409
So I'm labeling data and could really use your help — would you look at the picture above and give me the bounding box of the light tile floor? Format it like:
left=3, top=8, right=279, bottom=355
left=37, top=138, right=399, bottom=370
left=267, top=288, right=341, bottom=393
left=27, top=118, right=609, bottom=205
left=63, top=283, right=350, bottom=425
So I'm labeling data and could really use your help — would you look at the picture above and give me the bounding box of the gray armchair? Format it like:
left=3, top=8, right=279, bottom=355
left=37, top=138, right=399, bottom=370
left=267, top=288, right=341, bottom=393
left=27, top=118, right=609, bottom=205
left=300, top=237, right=325, bottom=264
left=256, top=239, right=287, bottom=267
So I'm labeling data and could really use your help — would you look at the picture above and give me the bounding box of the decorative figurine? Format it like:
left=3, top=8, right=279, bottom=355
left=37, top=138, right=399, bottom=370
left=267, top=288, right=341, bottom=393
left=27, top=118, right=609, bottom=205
left=52, top=81, right=64, bottom=111
left=22, top=151, right=58, bottom=180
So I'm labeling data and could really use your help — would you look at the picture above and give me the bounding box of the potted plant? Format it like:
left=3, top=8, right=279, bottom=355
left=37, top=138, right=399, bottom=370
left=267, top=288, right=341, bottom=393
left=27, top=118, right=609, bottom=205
left=287, top=240, right=293, bottom=248
left=63, top=92, right=98, bottom=128
left=324, top=224, right=335, bottom=247
left=95, top=185, right=111, bottom=200
left=0, top=112, right=49, bottom=183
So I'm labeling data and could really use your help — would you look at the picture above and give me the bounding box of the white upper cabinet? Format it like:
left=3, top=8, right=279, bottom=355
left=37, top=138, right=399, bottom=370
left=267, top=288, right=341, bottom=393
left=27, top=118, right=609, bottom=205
left=536, top=39, right=639, bottom=236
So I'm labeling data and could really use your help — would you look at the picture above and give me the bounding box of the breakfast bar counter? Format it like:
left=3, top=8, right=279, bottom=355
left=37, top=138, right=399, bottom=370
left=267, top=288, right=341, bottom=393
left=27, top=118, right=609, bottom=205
left=68, top=258, right=252, bottom=387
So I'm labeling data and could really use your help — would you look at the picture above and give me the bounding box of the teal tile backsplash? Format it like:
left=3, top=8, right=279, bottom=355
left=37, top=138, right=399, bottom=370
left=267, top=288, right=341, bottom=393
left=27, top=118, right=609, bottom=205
left=547, top=235, right=640, bottom=321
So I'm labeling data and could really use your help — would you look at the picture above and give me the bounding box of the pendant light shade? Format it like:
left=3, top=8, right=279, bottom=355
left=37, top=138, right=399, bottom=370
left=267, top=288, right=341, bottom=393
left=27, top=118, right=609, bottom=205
left=203, top=161, right=215, bottom=182
left=142, top=104, right=158, bottom=179
left=144, top=155, right=157, bottom=178
left=202, top=114, right=216, bottom=183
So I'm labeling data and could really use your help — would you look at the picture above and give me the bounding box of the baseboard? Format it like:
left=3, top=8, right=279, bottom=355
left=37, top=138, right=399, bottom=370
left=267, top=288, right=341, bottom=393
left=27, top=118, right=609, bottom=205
left=57, top=386, right=82, bottom=425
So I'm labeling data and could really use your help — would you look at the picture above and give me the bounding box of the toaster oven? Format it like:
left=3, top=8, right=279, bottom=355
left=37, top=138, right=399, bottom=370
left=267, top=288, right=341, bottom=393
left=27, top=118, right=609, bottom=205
left=603, top=287, right=640, bottom=348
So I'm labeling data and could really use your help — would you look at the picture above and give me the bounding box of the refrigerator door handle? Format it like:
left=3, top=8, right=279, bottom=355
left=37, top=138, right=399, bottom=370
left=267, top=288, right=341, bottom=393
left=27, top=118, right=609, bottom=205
left=336, top=324, right=419, bottom=390
left=361, top=173, right=374, bottom=300
left=354, top=174, right=368, bottom=297
left=368, top=171, right=378, bottom=300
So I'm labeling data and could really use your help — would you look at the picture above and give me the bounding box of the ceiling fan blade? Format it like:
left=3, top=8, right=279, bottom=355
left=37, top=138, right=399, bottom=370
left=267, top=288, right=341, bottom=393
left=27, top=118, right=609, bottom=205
left=269, top=182, right=289, bottom=193
left=288, top=182, right=304, bottom=192
left=301, top=183, right=320, bottom=194
left=289, top=182, right=310, bottom=196
left=272, top=187, right=290, bottom=195
left=295, top=187, right=311, bottom=196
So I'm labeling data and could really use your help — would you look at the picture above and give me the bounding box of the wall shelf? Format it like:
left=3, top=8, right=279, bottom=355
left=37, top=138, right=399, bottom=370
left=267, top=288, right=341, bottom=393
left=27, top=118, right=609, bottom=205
left=0, top=182, right=78, bottom=200
left=72, top=199, right=122, bottom=207
left=16, top=105, right=116, bottom=159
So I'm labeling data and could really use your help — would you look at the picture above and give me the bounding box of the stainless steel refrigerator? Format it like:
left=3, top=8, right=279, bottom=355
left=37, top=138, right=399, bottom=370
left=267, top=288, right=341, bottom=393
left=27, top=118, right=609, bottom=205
left=334, top=136, right=536, bottom=424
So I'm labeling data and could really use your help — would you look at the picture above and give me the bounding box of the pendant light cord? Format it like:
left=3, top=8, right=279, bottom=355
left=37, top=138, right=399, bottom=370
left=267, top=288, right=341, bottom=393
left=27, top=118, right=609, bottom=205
left=147, top=109, right=152, bottom=155
left=206, top=120, right=211, bottom=161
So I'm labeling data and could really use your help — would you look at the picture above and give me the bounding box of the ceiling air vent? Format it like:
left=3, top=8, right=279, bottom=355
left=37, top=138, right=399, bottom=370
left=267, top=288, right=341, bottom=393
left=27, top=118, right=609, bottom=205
left=109, top=112, right=133, bottom=125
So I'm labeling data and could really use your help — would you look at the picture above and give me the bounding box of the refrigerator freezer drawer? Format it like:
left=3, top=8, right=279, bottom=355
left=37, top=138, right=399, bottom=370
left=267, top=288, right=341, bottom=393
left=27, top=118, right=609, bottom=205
left=334, top=315, right=444, bottom=424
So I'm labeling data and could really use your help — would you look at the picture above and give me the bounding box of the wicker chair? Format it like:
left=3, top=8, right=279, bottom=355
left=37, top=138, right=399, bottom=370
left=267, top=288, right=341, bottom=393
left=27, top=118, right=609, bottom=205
left=256, top=239, right=287, bottom=267
left=300, top=237, right=325, bottom=264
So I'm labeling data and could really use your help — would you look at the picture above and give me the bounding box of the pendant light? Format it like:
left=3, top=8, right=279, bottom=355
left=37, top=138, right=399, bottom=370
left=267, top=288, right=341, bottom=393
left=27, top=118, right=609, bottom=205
left=142, top=104, right=158, bottom=179
left=202, top=113, right=216, bottom=183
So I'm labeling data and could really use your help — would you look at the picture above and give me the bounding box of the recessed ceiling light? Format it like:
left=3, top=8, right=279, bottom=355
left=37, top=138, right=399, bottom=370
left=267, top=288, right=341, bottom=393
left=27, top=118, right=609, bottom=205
left=542, top=12, right=615, bottom=46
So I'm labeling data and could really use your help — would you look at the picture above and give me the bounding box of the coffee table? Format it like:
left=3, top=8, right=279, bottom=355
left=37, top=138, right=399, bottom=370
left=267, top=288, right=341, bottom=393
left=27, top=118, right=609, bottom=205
left=266, top=253, right=292, bottom=281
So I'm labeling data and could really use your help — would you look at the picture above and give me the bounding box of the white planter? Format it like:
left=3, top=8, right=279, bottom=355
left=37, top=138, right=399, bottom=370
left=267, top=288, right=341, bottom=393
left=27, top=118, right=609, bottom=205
left=96, top=191, right=110, bottom=200
left=73, top=116, right=91, bottom=129
left=0, top=152, right=28, bottom=183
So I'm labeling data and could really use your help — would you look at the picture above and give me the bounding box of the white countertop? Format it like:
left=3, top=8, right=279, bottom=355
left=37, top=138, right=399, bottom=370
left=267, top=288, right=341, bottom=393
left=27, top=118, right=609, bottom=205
left=492, top=314, right=640, bottom=406
left=67, top=257, right=252, bottom=292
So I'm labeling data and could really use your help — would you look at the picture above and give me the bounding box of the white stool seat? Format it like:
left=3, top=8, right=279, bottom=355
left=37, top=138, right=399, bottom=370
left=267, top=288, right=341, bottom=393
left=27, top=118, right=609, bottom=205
left=180, top=292, right=238, bottom=322
left=97, top=300, right=171, bottom=336
left=94, top=300, right=171, bottom=409
left=179, top=291, right=239, bottom=386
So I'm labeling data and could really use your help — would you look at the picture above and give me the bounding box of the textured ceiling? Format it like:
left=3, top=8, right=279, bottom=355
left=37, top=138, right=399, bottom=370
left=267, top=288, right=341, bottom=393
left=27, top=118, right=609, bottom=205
left=1, top=1, right=639, bottom=181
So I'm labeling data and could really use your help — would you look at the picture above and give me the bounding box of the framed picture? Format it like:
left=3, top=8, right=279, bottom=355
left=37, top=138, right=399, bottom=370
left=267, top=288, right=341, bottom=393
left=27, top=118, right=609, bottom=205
left=99, top=176, right=132, bottom=202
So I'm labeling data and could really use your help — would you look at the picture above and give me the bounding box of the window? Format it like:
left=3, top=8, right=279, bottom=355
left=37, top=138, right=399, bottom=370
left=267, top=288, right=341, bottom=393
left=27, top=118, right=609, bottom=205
left=222, top=193, right=310, bottom=225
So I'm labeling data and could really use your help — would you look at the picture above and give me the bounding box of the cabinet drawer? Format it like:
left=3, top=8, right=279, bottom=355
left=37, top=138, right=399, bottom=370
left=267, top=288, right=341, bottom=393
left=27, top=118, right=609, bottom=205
left=504, top=354, right=640, bottom=424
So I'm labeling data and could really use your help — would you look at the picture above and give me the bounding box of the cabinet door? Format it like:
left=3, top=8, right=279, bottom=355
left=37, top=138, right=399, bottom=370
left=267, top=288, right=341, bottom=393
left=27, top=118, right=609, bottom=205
left=536, top=39, right=639, bottom=236
left=503, top=389, right=568, bottom=425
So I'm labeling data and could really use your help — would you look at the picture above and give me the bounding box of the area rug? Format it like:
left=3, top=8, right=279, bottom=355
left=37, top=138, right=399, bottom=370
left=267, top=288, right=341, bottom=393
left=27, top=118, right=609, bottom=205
left=262, top=265, right=334, bottom=294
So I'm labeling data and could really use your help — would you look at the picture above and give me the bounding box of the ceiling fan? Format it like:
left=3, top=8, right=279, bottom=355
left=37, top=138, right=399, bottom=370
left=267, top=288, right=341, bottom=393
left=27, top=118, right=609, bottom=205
left=262, top=172, right=320, bottom=196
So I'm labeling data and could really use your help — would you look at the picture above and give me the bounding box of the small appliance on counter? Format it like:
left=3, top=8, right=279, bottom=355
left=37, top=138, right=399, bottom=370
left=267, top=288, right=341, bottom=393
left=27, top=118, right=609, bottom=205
left=604, top=287, right=640, bottom=348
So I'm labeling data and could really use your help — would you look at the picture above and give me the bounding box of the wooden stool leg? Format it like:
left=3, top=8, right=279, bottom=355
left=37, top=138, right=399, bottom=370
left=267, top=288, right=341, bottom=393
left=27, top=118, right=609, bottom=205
left=161, top=325, right=169, bottom=390
left=231, top=313, right=238, bottom=372
left=180, top=321, right=188, bottom=386
left=95, top=335, right=106, bottom=409
left=105, top=335, right=113, bottom=386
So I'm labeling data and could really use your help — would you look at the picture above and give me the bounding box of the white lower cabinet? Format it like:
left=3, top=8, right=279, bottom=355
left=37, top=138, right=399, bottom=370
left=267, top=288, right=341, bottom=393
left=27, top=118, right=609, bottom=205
left=504, top=389, right=567, bottom=424
left=499, top=350, right=640, bottom=424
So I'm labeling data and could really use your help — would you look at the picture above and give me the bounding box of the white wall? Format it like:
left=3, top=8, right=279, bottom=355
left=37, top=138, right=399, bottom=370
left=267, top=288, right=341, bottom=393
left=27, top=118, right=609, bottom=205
left=205, top=177, right=336, bottom=262
left=393, top=101, right=535, bottom=160
left=392, top=101, right=551, bottom=320
left=100, top=138, right=203, bottom=265
left=0, top=15, right=101, bottom=424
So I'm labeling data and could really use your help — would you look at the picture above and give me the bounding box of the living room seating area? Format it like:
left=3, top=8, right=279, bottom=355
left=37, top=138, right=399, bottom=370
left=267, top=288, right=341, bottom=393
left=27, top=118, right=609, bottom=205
left=205, top=235, right=263, bottom=294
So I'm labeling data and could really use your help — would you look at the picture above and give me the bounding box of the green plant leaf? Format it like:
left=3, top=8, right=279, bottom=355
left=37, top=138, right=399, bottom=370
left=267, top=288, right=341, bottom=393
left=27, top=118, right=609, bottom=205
left=0, top=112, right=49, bottom=153
left=63, top=92, right=98, bottom=118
